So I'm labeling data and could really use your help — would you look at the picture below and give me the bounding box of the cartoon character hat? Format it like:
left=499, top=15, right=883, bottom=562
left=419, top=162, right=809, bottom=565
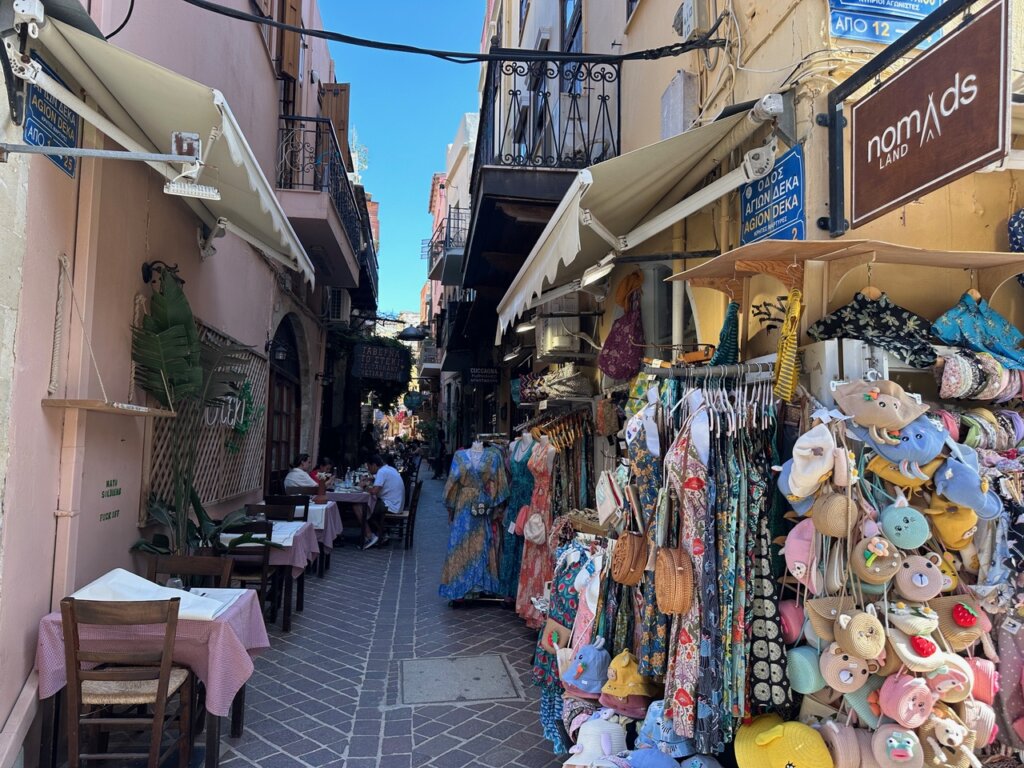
left=602, top=650, right=660, bottom=699
left=923, top=499, right=978, bottom=551
left=871, top=724, right=924, bottom=768
left=676, top=757, right=724, bottom=768
left=866, top=455, right=943, bottom=490
left=598, top=692, right=652, bottom=720
left=734, top=714, right=834, bottom=768
left=783, top=518, right=821, bottom=592
left=635, top=700, right=695, bottom=758
left=834, top=379, right=929, bottom=444
left=789, top=424, right=837, bottom=497
left=564, top=717, right=627, bottom=767
left=778, top=460, right=815, bottom=515
left=933, top=446, right=1003, bottom=521
left=858, top=414, right=947, bottom=469
left=561, top=637, right=611, bottom=698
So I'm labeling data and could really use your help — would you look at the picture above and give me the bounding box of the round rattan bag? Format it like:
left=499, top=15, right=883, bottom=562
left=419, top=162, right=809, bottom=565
left=812, top=492, right=859, bottom=538
left=655, top=546, right=694, bottom=615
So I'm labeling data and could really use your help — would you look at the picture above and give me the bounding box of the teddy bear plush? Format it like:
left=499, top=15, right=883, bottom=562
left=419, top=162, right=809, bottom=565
left=922, top=714, right=981, bottom=768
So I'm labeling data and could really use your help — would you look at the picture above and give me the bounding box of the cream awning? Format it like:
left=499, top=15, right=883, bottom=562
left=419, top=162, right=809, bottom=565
left=495, top=98, right=782, bottom=338
left=27, top=18, right=314, bottom=284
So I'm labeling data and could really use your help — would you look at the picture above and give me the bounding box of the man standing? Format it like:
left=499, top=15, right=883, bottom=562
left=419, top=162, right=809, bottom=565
left=433, top=428, right=447, bottom=480
left=360, top=454, right=405, bottom=550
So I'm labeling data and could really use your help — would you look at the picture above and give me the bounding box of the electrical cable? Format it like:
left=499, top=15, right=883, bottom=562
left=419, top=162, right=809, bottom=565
left=178, top=0, right=728, bottom=64
left=106, top=0, right=135, bottom=39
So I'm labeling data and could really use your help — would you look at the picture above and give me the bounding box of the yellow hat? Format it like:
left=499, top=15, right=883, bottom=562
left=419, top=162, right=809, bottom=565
left=600, top=650, right=660, bottom=699
left=923, top=497, right=977, bottom=551
left=735, top=713, right=835, bottom=768
left=867, top=455, right=943, bottom=490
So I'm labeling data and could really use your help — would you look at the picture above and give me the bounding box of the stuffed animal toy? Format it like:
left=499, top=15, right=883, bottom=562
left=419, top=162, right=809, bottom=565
left=833, top=380, right=929, bottom=445
left=922, top=713, right=982, bottom=768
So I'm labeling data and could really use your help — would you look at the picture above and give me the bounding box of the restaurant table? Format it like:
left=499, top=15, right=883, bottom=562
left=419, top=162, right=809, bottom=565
left=326, top=490, right=372, bottom=541
left=36, top=588, right=269, bottom=768
left=305, top=502, right=342, bottom=577
left=222, top=520, right=317, bottom=632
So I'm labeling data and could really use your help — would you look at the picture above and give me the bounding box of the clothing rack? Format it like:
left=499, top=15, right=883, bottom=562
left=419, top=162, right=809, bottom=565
left=513, top=405, right=591, bottom=434
left=644, top=357, right=776, bottom=381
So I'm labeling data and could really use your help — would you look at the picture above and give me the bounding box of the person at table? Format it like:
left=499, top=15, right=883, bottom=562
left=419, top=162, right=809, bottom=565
left=359, top=454, right=405, bottom=550
left=284, top=453, right=319, bottom=494
left=310, top=456, right=334, bottom=483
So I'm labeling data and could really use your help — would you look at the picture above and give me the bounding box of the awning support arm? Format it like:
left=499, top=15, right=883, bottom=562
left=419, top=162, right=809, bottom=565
left=0, top=142, right=197, bottom=164
left=579, top=209, right=624, bottom=252
left=620, top=138, right=778, bottom=251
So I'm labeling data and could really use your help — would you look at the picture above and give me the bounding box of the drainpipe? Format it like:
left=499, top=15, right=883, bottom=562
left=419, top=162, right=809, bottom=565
left=671, top=222, right=686, bottom=349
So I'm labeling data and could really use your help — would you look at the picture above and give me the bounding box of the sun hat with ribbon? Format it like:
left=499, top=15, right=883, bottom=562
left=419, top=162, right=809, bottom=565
left=844, top=674, right=885, bottom=728
left=894, top=556, right=944, bottom=602
left=734, top=714, right=834, bottom=768
left=783, top=518, right=821, bottom=592
left=878, top=673, right=939, bottom=728
left=880, top=495, right=931, bottom=550
left=851, top=535, right=903, bottom=585
left=817, top=720, right=860, bottom=768
left=871, top=724, right=924, bottom=768
left=923, top=499, right=978, bottom=551
left=963, top=657, right=999, bottom=704
left=787, top=645, right=826, bottom=694
left=634, top=700, right=695, bottom=758
left=819, top=642, right=876, bottom=693
left=884, top=601, right=939, bottom=636
left=834, top=605, right=886, bottom=660
left=806, top=596, right=857, bottom=642
left=930, top=595, right=990, bottom=651
left=602, top=650, right=660, bottom=699
left=887, top=627, right=944, bottom=673
left=564, top=717, right=628, bottom=767
left=561, top=638, right=612, bottom=698
left=812, top=493, right=860, bottom=538
left=789, top=424, right=837, bottom=497
left=923, top=652, right=973, bottom=703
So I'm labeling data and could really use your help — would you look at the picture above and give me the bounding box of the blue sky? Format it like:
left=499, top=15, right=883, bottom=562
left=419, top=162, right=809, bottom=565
left=320, top=3, right=484, bottom=315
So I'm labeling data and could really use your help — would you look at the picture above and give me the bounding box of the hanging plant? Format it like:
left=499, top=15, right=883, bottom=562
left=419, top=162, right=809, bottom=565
left=225, top=380, right=265, bottom=455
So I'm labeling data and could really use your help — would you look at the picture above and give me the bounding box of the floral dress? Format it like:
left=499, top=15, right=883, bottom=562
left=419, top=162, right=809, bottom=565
left=516, top=440, right=555, bottom=628
left=499, top=439, right=535, bottom=599
left=439, top=447, right=509, bottom=600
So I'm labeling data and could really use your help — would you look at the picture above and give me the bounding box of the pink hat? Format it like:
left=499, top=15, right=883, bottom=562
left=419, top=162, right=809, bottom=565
left=779, top=600, right=805, bottom=645
left=878, top=673, right=938, bottom=729
left=783, top=518, right=820, bottom=593
left=964, top=656, right=1000, bottom=704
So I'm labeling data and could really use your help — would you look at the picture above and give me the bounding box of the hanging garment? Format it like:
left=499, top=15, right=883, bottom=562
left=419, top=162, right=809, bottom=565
left=439, top=447, right=510, bottom=600
left=708, top=301, right=741, bottom=366
left=773, top=288, right=803, bottom=402
left=499, top=438, right=535, bottom=599
left=806, top=292, right=937, bottom=368
left=933, top=292, right=1024, bottom=370
left=598, top=288, right=645, bottom=380
left=516, top=441, right=556, bottom=628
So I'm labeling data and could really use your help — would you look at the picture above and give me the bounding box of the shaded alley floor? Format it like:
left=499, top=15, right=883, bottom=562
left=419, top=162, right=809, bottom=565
left=216, top=475, right=563, bottom=768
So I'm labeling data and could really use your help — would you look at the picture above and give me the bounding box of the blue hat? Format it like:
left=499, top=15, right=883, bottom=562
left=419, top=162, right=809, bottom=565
left=934, top=446, right=1003, bottom=521
left=872, top=414, right=947, bottom=467
left=628, top=749, right=684, bottom=768
left=561, top=638, right=611, bottom=696
left=635, top=700, right=695, bottom=758
left=678, top=756, right=725, bottom=768
left=778, top=460, right=814, bottom=515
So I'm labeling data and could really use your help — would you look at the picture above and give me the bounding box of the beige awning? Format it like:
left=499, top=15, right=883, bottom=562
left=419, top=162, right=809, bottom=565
left=26, top=18, right=314, bottom=284
left=495, top=98, right=783, bottom=338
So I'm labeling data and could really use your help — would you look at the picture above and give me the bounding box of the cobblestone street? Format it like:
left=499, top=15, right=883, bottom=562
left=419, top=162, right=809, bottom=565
left=216, top=475, right=562, bottom=768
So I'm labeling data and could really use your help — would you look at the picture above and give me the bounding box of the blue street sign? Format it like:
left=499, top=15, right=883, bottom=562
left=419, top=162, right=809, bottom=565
left=830, top=0, right=945, bottom=21
left=740, top=145, right=805, bottom=246
left=830, top=8, right=944, bottom=48
left=23, top=54, right=79, bottom=178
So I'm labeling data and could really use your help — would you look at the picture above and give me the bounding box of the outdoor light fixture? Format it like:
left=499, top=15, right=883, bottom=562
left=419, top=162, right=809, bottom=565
left=141, top=260, right=181, bottom=285
left=164, top=179, right=222, bottom=201
left=581, top=261, right=615, bottom=287
left=397, top=325, right=430, bottom=342
left=503, top=346, right=524, bottom=363
left=515, top=319, right=536, bottom=333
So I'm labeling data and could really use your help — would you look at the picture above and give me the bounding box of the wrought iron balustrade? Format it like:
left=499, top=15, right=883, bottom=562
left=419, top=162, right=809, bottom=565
left=277, top=115, right=364, bottom=259
left=474, top=51, right=620, bottom=182
left=445, top=207, right=469, bottom=250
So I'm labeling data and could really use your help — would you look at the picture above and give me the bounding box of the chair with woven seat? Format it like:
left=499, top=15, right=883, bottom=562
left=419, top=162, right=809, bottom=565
left=384, top=480, right=422, bottom=550
left=145, top=554, right=233, bottom=589
left=223, top=519, right=278, bottom=617
left=60, top=597, right=193, bottom=768
left=252, top=503, right=302, bottom=523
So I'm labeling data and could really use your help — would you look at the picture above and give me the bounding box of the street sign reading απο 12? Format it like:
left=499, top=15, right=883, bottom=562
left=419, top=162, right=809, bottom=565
left=830, top=0, right=946, bottom=21
left=23, top=53, right=79, bottom=179
left=830, top=8, right=943, bottom=48
left=740, top=145, right=805, bottom=246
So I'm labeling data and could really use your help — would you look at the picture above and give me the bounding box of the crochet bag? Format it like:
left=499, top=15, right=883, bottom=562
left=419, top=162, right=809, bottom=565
left=598, top=289, right=644, bottom=380
left=611, top=485, right=647, bottom=586
left=655, top=489, right=694, bottom=615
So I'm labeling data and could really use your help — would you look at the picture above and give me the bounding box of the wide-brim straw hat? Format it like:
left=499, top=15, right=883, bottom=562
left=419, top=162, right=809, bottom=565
left=931, top=594, right=990, bottom=651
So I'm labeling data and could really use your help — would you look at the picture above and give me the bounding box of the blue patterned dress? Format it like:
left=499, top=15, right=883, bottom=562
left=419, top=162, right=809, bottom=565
left=439, top=447, right=509, bottom=600
left=499, top=439, right=535, bottom=599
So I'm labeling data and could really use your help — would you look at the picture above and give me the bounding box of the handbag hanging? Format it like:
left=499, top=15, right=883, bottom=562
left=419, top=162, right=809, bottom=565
left=598, top=287, right=645, bottom=380
left=596, top=470, right=625, bottom=528
left=655, top=487, right=694, bottom=615
left=610, top=484, right=648, bottom=586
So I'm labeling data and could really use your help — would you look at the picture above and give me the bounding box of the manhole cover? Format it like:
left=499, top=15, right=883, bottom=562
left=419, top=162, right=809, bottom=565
left=400, top=654, right=524, bottom=705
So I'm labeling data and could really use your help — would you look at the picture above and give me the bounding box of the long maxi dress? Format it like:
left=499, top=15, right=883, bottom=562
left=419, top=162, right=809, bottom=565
left=498, top=436, right=534, bottom=599
left=515, top=439, right=555, bottom=628
left=439, top=446, right=509, bottom=600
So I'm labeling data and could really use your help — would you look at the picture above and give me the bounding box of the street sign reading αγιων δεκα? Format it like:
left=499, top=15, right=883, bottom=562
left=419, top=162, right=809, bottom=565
left=740, top=145, right=805, bottom=246
left=23, top=53, right=79, bottom=178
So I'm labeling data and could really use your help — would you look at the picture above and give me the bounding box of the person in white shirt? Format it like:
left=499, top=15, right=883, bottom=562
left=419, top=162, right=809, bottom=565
left=360, top=454, right=405, bottom=549
left=283, top=454, right=318, bottom=494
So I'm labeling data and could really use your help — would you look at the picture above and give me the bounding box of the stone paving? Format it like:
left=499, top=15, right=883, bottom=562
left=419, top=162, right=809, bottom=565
left=217, top=474, right=563, bottom=768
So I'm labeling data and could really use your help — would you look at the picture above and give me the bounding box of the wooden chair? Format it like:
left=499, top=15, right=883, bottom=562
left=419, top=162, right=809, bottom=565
left=60, top=597, right=192, bottom=768
left=223, top=520, right=277, bottom=616
left=264, top=494, right=309, bottom=522
left=383, top=480, right=423, bottom=550
left=145, top=554, right=233, bottom=589
left=251, top=503, right=301, bottom=522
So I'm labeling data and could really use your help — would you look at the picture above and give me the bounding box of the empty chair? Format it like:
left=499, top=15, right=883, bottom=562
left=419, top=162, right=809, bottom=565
left=145, top=554, right=233, bottom=589
left=246, top=503, right=297, bottom=522
left=264, top=494, right=309, bottom=522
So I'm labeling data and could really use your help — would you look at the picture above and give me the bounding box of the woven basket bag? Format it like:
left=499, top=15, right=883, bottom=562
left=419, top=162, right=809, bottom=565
left=611, top=485, right=647, bottom=587
left=655, top=488, right=694, bottom=614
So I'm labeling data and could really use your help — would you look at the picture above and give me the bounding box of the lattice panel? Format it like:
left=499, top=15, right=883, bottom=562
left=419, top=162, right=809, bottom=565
left=145, top=322, right=268, bottom=512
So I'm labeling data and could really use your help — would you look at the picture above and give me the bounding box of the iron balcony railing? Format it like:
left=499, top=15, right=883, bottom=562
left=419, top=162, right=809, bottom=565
left=472, top=50, right=621, bottom=194
left=418, top=340, right=439, bottom=366
left=445, top=207, right=470, bottom=250
left=277, top=115, right=365, bottom=263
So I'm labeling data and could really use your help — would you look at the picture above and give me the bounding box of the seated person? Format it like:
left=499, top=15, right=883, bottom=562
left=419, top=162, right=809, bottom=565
left=359, top=454, right=405, bottom=550
left=310, top=457, right=334, bottom=485
left=283, top=453, right=318, bottom=494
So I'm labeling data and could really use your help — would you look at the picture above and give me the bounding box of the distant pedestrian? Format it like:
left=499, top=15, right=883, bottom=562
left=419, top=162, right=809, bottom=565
left=358, top=423, right=377, bottom=466
left=433, top=429, right=447, bottom=479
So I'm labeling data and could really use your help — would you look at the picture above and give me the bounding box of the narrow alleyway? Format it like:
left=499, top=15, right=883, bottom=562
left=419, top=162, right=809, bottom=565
left=216, top=476, right=563, bottom=768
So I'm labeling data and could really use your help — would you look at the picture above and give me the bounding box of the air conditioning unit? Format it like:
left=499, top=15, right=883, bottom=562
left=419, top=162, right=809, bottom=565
left=673, top=0, right=711, bottom=41
left=323, top=287, right=351, bottom=325
left=661, top=69, right=698, bottom=139
left=536, top=295, right=580, bottom=358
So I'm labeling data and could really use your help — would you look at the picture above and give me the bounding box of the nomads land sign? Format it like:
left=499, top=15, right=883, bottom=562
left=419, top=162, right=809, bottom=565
left=850, top=0, right=1008, bottom=228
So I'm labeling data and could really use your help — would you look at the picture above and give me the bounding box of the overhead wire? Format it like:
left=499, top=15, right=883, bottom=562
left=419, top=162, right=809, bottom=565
left=105, top=0, right=135, bottom=39
left=178, top=0, right=728, bottom=64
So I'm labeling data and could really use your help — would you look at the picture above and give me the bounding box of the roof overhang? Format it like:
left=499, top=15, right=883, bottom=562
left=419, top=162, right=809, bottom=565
left=10, top=15, right=314, bottom=284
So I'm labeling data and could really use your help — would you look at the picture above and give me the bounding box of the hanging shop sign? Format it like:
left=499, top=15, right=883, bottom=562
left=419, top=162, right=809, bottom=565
left=468, top=367, right=499, bottom=386
left=403, top=391, right=425, bottom=410
left=850, top=0, right=1008, bottom=228
left=24, top=53, right=80, bottom=178
left=831, top=0, right=946, bottom=21
left=740, top=145, right=805, bottom=245
left=829, top=7, right=943, bottom=47
left=351, top=343, right=410, bottom=383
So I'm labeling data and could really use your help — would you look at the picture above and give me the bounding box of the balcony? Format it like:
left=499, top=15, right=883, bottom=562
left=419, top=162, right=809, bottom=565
left=461, top=51, right=621, bottom=291
left=416, top=339, right=441, bottom=378
left=276, top=115, right=363, bottom=288
left=350, top=185, right=379, bottom=311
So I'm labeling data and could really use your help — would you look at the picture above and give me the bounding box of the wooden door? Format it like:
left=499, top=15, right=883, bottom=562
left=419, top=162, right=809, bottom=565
left=321, top=83, right=352, bottom=170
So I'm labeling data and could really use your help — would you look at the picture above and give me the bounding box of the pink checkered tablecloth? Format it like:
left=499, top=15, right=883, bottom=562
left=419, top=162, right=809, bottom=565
left=269, top=521, right=319, bottom=576
left=326, top=490, right=372, bottom=506
left=310, top=501, right=343, bottom=551
left=35, top=589, right=269, bottom=717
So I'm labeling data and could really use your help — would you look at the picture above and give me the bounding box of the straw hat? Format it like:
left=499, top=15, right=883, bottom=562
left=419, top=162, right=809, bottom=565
left=931, top=595, right=990, bottom=651
left=734, top=714, right=834, bottom=768
left=817, top=720, right=860, bottom=768
left=834, top=379, right=928, bottom=434
left=884, top=601, right=939, bottom=636
left=887, top=627, right=944, bottom=673
left=894, top=556, right=944, bottom=602
left=851, top=535, right=903, bottom=585
left=871, top=724, right=924, bottom=768
left=812, top=493, right=859, bottom=538
left=833, top=605, right=885, bottom=660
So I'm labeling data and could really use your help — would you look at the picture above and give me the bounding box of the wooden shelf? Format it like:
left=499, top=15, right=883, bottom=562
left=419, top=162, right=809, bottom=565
left=41, top=399, right=176, bottom=418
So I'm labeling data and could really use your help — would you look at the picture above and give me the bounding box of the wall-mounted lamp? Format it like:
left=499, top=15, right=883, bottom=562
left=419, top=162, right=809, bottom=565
left=515, top=319, right=536, bottom=333
left=503, top=346, right=524, bottom=363
left=397, top=324, right=430, bottom=342
left=141, top=260, right=182, bottom=285
left=581, top=261, right=615, bottom=287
